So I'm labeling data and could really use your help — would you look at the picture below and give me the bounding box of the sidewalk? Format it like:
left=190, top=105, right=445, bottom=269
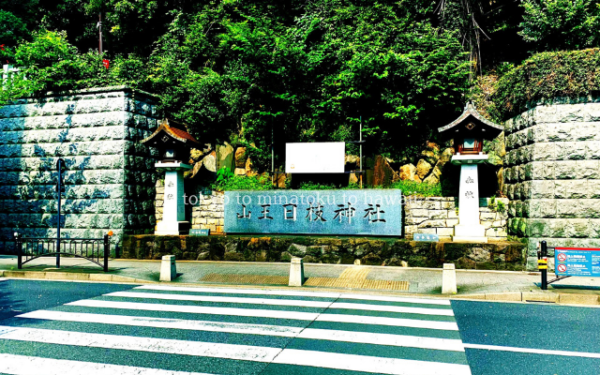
left=1, top=255, right=599, bottom=302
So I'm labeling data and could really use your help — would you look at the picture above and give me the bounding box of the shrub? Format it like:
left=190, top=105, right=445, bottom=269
left=390, top=180, right=442, bottom=197
left=212, top=167, right=273, bottom=191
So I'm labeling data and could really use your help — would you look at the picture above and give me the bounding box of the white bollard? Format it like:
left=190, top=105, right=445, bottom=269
left=442, top=263, right=457, bottom=294
left=289, top=257, right=305, bottom=287
left=160, top=255, right=177, bottom=282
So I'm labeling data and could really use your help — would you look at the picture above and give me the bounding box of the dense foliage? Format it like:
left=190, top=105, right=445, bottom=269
left=491, top=48, right=600, bottom=120
left=2, top=0, right=600, bottom=168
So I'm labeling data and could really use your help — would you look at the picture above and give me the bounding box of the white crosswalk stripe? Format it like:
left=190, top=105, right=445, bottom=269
left=0, top=284, right=472, bottom=375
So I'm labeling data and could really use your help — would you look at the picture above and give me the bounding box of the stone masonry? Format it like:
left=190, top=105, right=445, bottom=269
left=0, top=86, right=160, bottom=253
left=404, top=197, right=508, bottom=241
left=504, top=100, right=600, bottom=270
left=191, top=190, right=224, bottom=234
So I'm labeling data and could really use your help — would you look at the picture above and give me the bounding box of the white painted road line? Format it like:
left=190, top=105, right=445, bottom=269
left=339, top=293, right=451, bottom=306
left=317, top=313, right=460, bottom=331
left=107, top=291, right=332, bottom=308
left=17, top=310, right=303, bottom=337
left=67, top=299, right=321, bottom=321
left=273, top=349, right=472, bottom=375
left=464, top=343, right=600, bottom=359
left=134, top=286, right=452, bottom=306
left=0, top=326, right=282, bottom=362
left=0, top=353, right=218, bottom=375
left=330, top=302, right=455, bottom=316
left=135, top=285, right=340, bottom=299
left=299, top=328, right=465, bottom=352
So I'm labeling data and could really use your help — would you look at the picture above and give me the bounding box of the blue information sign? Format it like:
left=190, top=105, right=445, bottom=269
left=224, top=190, right=403, bottom=236
left=555, top=247, right=600, bottom=277
left=414, top=233, right=439, bottom=242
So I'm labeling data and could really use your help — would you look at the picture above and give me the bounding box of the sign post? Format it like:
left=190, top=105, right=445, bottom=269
left=538, top=242, right=600, bottom=290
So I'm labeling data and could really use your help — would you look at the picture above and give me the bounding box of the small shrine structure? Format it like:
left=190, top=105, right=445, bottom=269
left=438, top=103, right=503, bottom=243
left=141, top=119, right=200, bottom=235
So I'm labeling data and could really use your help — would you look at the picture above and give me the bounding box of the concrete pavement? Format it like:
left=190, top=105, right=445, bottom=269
left=0, top=255, right=600, bottom=304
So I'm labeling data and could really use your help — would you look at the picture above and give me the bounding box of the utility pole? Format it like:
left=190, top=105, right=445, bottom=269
left=98, top=13, right=103, bottom=54
left=359, top=116, right=363, bottom=189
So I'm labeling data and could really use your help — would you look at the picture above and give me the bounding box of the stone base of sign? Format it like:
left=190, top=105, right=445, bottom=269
left=288, top=257, right=305, bottom=287
left=160, top=255, right=177, bottom=282
left=453, top=224, right=488, bottom=243
left=156, top=221, right=190, bottom=236
left=123, top=234, right=527, bottom=270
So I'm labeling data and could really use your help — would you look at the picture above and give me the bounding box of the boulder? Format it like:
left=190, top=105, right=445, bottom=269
left=245, top=157, right=257, bottom=177
left=190, top=148, right=204, bottom=162
left=399, top=164, right=416, bottom=181
left=349, top=172, right=359, bottom=184
left=424, top=141, right=440, bottom=152
left=234, top=168, right=246, bottom=176
left=423, top=165, right=442, bottom=184
left=416, top=159, right=433, bottom=179
left=345, top=154, right=360, bottom=167
left=216, top=142, right=235, bottom=171
left=234, top=147, right=247, bottom=168
left=438, top=147, right=455, bottom=167
left=497, top=167, right=505, bottom=194
left=373, top=155, right=394, bottom=187
left=421, top=150, right=438, bottom=166
left=191, top=159, right=204, bottom=178
left=202, top=151, right=217, bottom=173
left=276, top=172, right=288, bottom=188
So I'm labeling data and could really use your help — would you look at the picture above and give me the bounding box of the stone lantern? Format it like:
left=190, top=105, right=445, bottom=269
left=438, top=103, right=503, bottom=243
left=141, top=119, right=200, bottom=235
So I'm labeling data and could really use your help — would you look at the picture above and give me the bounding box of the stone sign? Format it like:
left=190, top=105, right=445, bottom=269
left=224, top=190, right=403, bottom=236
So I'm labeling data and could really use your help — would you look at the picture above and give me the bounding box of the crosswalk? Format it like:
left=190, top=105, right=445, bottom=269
left=0, top=285, right=472, bottom=375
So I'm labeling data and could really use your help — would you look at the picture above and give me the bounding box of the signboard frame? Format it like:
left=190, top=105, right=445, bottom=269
left=554, top=247, right=600, bottom=277
left=285, top=142, right=345, bottom=174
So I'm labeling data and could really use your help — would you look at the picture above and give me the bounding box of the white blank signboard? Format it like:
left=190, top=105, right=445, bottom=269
left=286, top=142, right=345, bottom=173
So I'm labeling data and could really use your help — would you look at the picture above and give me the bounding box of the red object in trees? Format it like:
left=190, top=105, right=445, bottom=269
left=0, top=44, right=5, bottom=51
left=102, top=59, right=110, bottom=69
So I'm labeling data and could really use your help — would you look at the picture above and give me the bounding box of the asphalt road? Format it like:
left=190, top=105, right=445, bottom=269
left=0, top=279, right=598, bottom=375
left=453, top=299, right=600, bottom=375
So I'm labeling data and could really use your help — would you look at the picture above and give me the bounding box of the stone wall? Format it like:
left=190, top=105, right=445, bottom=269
left=404, top=197, right=509, bottom=241
left=504, top=100, right=600, bottom=269
left=123, top=234, right=526, bottom=270
left=191, top=190, right=224, bottom=234
left=0, top=86, right=160, bottom=253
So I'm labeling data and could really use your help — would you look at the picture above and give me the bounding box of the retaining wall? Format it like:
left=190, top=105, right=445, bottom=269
left=504, top=100, right=600, bottom=269
left=0, top=86, right=160, bottom=253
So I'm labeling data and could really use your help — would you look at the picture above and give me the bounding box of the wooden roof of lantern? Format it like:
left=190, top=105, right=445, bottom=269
left=140, top=118, right=200, bottom=147
left=437, top=102, right=504, bottom=139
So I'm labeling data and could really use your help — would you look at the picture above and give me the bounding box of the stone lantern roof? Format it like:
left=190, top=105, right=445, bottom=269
left=437, top=102, right=503, bottom=139
left=141, top=118, right=200, bottom=147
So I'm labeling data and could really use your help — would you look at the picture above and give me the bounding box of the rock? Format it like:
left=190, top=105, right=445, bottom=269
left=438, top=147, right=455, bottom=167
left=497, top=167, right=505, bottom=194
left=421, top=150, right=438, bottom=166
left=401, top=260, right=409, bottom=267
left=399, top=164, right=416, bottom=181
left=423, top=165, right=442, bottom=184
left=191, top=159, right=204, bottom=178
left=349, top=172, right=358, bottom=184
left=245, top=157, right=256, bottom=177
left=345, top=154, right=360, bottom=167
left=216, top=142, right=235, bottom=171
left=202, top=151, right=217, bottom=173
left=234, top=147, right=247, bottom=168
left=234, top=168, right=246, bottom=176
left=276, top=172, right=287, bottom=188
left=190, top=148, right=204, bottom=162
left=373, top=155, right=394, bottom=187
left=416, top=159, right=433, bottom=179
left=425, top=141, right=440, bottom=152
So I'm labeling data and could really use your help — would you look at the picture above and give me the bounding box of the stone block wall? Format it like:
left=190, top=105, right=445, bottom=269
left=123, top=234, right=526, bottom=270
left=191, top=190, right=224, bottom=234
left=504, top=100, right=600, bottom=269
left=0, top=86, right=160, bottom=253
left=404, top=197, right=509, bottom=241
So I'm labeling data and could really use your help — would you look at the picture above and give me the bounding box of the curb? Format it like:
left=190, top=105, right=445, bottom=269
left=0, top=270, right=151, bottom=284
left=1, top=270, right=598, bottom=307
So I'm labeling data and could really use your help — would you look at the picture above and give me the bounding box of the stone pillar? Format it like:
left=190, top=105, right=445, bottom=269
left=289, top=257, right=305, bottom=287
left=155, top=162, right=192, bottom=235
left=452, top=155, right=488, bottom=242
left=442, top=263, right=457, bottom=294
left=160, top=255, right=177, bottom=281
